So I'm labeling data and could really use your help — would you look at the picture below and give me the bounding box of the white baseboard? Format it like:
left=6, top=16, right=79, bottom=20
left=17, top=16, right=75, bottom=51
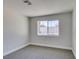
left=72, top=49, right=76, bottom=58
left=30, top=43, right=72, bottom=50
left=3, top=43, right=72, bottom=56
left=3, top=43, right=30, bottom=56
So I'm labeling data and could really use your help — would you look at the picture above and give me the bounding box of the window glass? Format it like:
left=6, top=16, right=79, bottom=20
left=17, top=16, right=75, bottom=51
left=37, top=20, right=59, bottom=36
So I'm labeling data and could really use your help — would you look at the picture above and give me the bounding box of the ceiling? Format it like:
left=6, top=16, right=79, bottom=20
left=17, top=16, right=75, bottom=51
left=4, top=0, right=74, bottom=17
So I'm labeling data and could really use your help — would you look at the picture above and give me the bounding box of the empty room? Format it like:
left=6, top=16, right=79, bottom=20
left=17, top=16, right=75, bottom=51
left=3, top=0, right=76, bottom=59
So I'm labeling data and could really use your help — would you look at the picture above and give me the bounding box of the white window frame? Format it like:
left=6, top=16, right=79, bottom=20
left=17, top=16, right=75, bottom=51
left=37, top=20, right=59, bottom=36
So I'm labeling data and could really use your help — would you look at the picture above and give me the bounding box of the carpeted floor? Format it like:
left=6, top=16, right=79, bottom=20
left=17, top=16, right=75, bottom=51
left=4, top=45, right=75, bottom=59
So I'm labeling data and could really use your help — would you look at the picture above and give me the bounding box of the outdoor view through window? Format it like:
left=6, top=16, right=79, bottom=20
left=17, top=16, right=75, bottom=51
left=37, top=20, right=59, bottom=36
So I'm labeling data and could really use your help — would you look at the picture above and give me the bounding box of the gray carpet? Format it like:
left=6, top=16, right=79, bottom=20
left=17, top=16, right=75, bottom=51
left=4, top=45, right=75, bottom=59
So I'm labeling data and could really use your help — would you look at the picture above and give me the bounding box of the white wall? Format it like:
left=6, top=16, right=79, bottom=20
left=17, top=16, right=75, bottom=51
left=29, top=12, right=72, bottom=49
left=3, top=7, right=29, bottom=56
left=72, top=9, right=76, bottom=57
left=71, top=0, right=76, bottom=57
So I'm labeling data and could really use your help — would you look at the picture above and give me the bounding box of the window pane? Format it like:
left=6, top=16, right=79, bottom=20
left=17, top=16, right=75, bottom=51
left=48, top=20, right=59, bottom=35
left=37, top=20, right=59, bottom=36
left=37, top=21, right=47, bottom=35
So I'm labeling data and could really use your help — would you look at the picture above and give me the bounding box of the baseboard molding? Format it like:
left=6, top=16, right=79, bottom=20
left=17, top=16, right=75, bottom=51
left=72, top=49, right=76, bottom=58
left=3, top=43, right=30, bottom=56
left=3, top=43, right=72, bottom=56
left=30, top=43, right=72, bottom=50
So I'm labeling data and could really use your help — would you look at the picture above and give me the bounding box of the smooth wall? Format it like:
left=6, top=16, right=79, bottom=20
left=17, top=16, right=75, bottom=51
left=3, top=7, right=29, bottom=55
left=72, top=8, right=76, bottom=57
left=29, top=12, right=72, bottom=49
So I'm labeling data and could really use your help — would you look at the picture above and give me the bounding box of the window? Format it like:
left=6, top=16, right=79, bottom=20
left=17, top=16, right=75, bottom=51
left=37, top=20, right=59, bottom=36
